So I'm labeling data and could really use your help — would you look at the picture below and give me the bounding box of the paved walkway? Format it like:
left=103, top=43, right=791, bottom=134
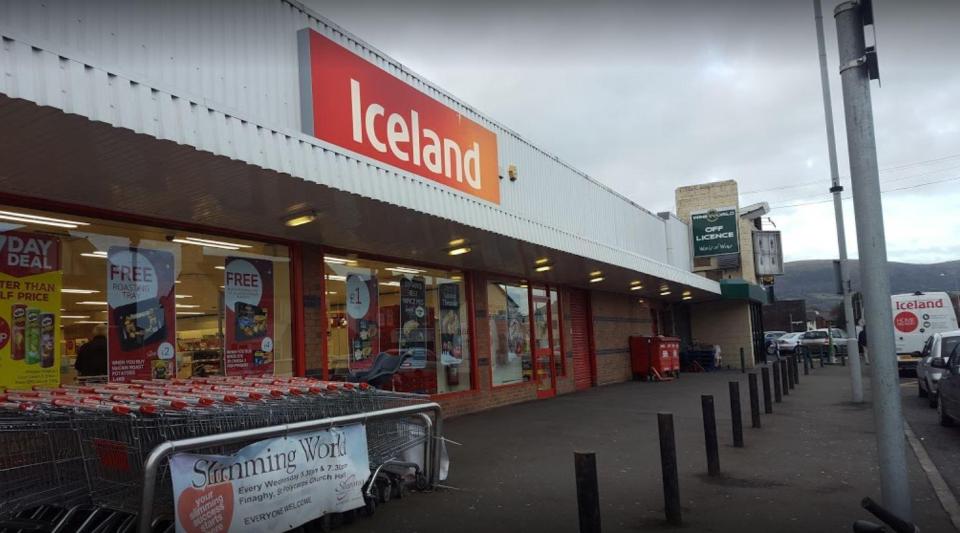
left=355, top=364, right=954, bottom=532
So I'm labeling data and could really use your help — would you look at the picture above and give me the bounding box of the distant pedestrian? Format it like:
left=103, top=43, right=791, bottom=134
left=75, top=324, right=108, bottom=377
left=858, top=327, right=870, bottom=364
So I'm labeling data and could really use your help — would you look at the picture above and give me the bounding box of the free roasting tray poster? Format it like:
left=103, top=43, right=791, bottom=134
left=224, top=257, right=274, bottom=376
left=107, top=246, right=176, bottom=382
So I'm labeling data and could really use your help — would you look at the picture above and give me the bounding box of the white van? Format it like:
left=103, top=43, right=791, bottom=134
left=892, top=292, right=959, bottom=369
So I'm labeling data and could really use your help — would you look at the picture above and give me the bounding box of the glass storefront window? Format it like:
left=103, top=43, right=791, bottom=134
left=324, top=255, right=471, bottom=395
left=550, top=288, right=564, bottom=376
left=0, top=206, right=292, bottom=388
left=489, top=281, right=531, bottom=386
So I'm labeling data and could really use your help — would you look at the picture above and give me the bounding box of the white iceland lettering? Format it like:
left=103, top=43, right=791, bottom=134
left=350, top=79, right=483, bottom=190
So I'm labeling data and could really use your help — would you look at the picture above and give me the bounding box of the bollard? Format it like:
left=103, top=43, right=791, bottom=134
left=574, top=452, right=602, bottom=533
left=740, top=347, right=746, bottom=374
left=701, top=395, right=720, bottom=476
left=729, top=382, right=744, bottom=447
left=803, top=355, right=810, bottom=375
left=780, top=360, right=790, bottom=396
left=792, top=355, right=800, bottom=386
left=657, top=413, right=682, bottom=526
left=761, top=366, right=773, bottom=413
left=772, top=362, right=783, bottom=402
left=748, top=373, right=761, bottom=428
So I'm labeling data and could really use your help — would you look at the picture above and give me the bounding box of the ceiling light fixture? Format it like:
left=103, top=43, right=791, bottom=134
left=448, top=246, right=471, bottom=256
left=0, top=210, right=89, bottom=229
left=448, top=238, right=466, bottom=247
left=80, top=252, right=108, bottom=259
left=323, top=256, right=352, bottom=265
left=175, top=304, right=200, bottom=309
left=386, top=267, right=424, bottom=275
left=176, top=311, right=205, bottom=316
left=589, top=276, right=604, bottom=283
left=172, top=237, right=252, bottom=251
left=175, top=294, right=192, bottom=299
left=214, top=266, right=226, bottom=270
left=535, top=265, right=552, bottom=273
left=660, top=290, right=672, bottom=296
left=61, top=288, right=100, bottom=294
left=682, top=295, right=692, bottom=301
left=589, top=270, right=603, bottom=277
left=630, top=284, right=643, bottom=291
left=284, top=211, right=317, bottom=227
left=77, top=301, right=108, bottom=305
left=535, top=258, right=550, bottom=265
left=60, top=315, right=91, bottom=319
left=325, top=275, right=347, bottom=282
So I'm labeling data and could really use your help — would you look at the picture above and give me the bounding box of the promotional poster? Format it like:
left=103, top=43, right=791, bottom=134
left=107, top=246, right=176, bottom=382
left=224, top=258, right=275, bottom=376
left=438, top=283, right=462, bottom=366
left=0, top=232, right=62, bottom=389
left=345, top=274, right=379, bottom=372
left=399, top=277, right=426, bottom=369
left=171, top=425, right=369, bottom=533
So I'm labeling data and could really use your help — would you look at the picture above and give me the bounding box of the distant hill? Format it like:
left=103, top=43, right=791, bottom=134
left=774, top=259, right=960, bottom=315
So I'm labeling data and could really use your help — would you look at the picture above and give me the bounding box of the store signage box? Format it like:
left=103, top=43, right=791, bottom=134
left=298, top=29, right=500, bottom=204
left=690, top=206, right=739, bottom=258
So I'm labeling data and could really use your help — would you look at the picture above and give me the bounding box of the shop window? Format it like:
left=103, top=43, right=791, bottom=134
left=0, top=206, right=291, bottom=389
left=324, top=256, right=471, bottom=395
left=488, top=281, right=531, bottom=386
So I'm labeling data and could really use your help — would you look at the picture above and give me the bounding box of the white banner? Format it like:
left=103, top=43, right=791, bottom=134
left=171, top=425, right=370, bottom=533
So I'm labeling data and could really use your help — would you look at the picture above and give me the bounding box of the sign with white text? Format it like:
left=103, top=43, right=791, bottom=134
left=297, top=29, right=500, bottom=204
left=171, top=424, right=370, bottom=533
left=107, top=246, right=176, bottom=382
left=225, top=258, right=275, bottom=376
left=691, top=207, right=739, bottom=258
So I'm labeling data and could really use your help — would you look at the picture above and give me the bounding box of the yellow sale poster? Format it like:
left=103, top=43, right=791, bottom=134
left=0, top=232, right=62, bottom=390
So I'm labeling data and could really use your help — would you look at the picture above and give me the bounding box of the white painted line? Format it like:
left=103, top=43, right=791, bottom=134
left=904, top=421, right=960, bottom=532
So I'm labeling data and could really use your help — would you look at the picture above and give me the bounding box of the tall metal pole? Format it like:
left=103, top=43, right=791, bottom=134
left=814, top=0, right=863, bottom=403
left=835, top=1, right=911, bottom=519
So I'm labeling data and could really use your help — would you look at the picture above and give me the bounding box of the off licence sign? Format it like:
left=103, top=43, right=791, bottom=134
left=691, top=207, right=739, bottom=258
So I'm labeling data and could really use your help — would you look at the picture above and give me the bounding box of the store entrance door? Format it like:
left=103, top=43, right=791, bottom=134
left=531, top=289, right=556, bottom=398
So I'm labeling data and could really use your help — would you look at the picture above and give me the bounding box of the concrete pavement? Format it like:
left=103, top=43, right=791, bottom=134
left=352, top=364, right=954, bottom=532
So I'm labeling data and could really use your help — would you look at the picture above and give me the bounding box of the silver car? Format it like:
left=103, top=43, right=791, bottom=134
left=917, top=330, right=960, bottom=408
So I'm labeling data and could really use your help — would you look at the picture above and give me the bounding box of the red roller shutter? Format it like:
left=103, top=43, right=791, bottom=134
left=569, top=289, right=593, bottom=390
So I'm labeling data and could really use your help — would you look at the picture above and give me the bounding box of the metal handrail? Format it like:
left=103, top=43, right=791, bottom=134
left=137, top=401, right=442, bottom=533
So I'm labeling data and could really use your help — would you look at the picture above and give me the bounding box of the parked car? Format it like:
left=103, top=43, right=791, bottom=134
left=764, top=331, right=787, bottom=354
left=917, top=331, right=960, bottom=408
left=797, top=328, right=848, bottom=358
left=931, top=346, right=960, bottom=426
left=776, top=332, right=804, bottom=355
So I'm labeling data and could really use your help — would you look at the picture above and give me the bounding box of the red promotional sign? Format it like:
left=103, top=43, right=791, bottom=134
left=894, top=311, right=919, bottom=333
left=107, top=247, right=177, bottom=382
left=224, top=258, right=274, bottom=376
left=298, top=29, right=500, bottom=204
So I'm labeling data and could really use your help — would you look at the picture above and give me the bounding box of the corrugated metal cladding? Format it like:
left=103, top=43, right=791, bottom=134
left=0, top=0, right=719, bottom=294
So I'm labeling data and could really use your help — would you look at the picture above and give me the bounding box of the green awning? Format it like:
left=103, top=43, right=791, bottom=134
left=720, top=279, right=769, bottom=304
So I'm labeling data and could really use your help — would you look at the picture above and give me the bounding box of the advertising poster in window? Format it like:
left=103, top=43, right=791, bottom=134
left=346, top=274, right=379, bottom=372
left=170, top=424, right=369, bottom=533
left=107, top=246, right=176, bottom=382
left=399, top=277, right=426, bottom=369
left=0, top=232, right=62, bottom=389
left=438, top=283, right=463, bottom=364
left=225, top=258, right=274, bottom=376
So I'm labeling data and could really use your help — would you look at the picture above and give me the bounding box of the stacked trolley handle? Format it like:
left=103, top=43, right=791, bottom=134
left=0, top=375, right=441, bottom=533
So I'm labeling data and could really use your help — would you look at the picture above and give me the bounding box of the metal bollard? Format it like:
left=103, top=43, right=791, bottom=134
left=803, top=355, right=810, bottom=375
left=761, top=366, right=773, bottom=413
left=780, top=360, right=790, bottom=396
left=701, top=395, right=720, bottom=476
left=772, top=362, right=783, bottom=402
left=740, top=347, right=746, bottom=374
left=729, top=382, right=744, bottom=447
left=574, top=452, right=602, bottom=533
left=657, top=413, right=682, bottom=526
left=792, top=355, right=800, bottom=386
left=748, top=373, right=761, bottom=428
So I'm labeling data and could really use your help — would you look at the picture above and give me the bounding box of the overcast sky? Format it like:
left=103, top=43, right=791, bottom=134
left=307, top=0, right=960, bottom=264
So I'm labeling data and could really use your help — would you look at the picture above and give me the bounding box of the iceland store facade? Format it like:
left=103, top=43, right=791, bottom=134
left=0, top=0, right=720, bottom=416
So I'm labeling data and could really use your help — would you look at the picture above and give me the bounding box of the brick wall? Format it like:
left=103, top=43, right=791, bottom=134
left=590, top=290, right=654, bottom=385
left=689, top=299, right=755, bottom=369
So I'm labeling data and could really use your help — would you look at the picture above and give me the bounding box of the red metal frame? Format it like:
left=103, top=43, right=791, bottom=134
left=530, top=289, right=556, bottom=399
left=317, top=246, right=330, bottom=380
left=0, top=192, right=307, bottom=378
